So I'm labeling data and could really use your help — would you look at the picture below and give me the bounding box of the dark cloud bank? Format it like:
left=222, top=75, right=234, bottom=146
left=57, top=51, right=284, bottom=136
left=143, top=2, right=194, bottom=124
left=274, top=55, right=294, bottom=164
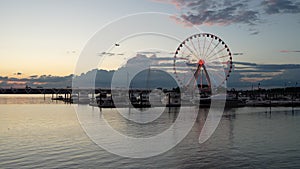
left=1, top=61, right=300, bottom=89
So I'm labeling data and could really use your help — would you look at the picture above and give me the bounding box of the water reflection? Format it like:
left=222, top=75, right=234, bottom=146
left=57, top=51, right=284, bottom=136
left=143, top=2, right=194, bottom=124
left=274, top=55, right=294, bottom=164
left=0, top=94, right=65, bottom=104
left=0, top=103, right=300, bottom=168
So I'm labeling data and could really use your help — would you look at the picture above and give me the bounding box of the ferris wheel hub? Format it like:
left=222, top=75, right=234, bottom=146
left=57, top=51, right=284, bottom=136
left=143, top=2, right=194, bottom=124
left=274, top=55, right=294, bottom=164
left=198, top=59, right=205, bottom=66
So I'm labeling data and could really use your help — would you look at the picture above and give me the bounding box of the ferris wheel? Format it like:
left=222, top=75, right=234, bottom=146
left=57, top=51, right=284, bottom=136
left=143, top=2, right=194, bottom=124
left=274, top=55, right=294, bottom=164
left=173, top=33, right=233, bottom=90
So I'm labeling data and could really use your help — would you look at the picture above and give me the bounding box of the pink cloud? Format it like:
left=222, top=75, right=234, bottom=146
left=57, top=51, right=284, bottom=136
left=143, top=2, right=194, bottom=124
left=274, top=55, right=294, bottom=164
left=33, top=82, right=47, bottom=85
left=7, top=81, right=27, bottom=85
left=280, top=50, right=300, bottom=53
left=152, top=0, right=185, bottom=9
left=6, top=81, right=27, bottom=88
left=169, top=15, right=193, bottom=27
left=240, top=77, right=272, bottom=83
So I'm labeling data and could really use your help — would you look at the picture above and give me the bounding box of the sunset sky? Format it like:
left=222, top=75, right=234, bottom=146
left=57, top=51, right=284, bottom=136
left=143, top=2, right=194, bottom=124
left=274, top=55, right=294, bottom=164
left=1, top=0, right=300, bottom=88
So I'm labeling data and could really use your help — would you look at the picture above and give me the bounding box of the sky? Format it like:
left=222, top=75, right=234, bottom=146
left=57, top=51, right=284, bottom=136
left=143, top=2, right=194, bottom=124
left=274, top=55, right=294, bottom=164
left=0, top=0, right=300, bottom=89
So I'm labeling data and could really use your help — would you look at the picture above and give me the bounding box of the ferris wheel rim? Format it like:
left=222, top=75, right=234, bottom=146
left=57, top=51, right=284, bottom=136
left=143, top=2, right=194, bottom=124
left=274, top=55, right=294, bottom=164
left=173, top=33, right=233, bottom=88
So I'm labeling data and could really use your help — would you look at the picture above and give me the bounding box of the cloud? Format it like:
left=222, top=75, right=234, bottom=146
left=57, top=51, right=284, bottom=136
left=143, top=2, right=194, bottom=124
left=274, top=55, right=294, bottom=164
left=234, top=61, right=300, bottom=70
left=250, top=31, right=260, bottom=35
left=0, top=76, right=8, bottom=80
left=0, top=74, right=73, bottom=88
left=13, top=72, right=22, bottom=76
left=228, top=61, right=300, bottom=88
left=152, top=0, right=186, bottom=9
left=2, top=58, right=300, bottom=89
left=240, top=77, right=273, bottom=83
left=233, top=61, right=257, bottom=66
left=137, top=51, right=161, bottom=55
left=66, top=50, right=77, bottom=54
left=262, top=0, right=300, bottom=14
left=280, top=50, right=300, bottom=53
left=155, top=0, right=260, bottom=26
left=97, top=52, right=115, bottom=56
left=153, top=0, right=300, bottom=33
left=29, top=75, right=38, bottom=78
left=182, top=1, right=259, bottom=26
left=97, top=52, right=124, bottom=56
left=233, top=53, right=244, bottom=56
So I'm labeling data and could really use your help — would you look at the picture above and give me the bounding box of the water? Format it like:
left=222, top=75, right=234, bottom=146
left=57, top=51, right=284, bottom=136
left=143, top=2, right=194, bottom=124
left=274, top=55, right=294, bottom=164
left=0, top=95, right=300, bottom=168
left=0, top=94, right=65, bottom=104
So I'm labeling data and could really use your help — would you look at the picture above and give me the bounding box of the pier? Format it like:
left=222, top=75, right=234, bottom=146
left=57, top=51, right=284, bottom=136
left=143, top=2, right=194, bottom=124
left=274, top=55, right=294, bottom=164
left=1, top=87, right=300, bottom=108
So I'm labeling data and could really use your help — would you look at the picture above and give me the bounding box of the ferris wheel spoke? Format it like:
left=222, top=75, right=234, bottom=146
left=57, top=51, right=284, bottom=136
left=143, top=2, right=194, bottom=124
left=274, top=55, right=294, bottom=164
left=210, top=77, right=218, bottom=86
left=203, top=38, right=214, bottom=59
left=173, top=33, right=233, bottom=88
left=179, top=49, right=193, bottom=59
left=221, top=61, right=231, bottom=64
left=197, top=36, right=202, bottom=58
left=176, top=57, right=189, bottom=61
left=208, top=64, right=228, bottom=79
left=207, top=54, right=230, bottom=62
left=208, top=72, right=225, bottom=83
left=202, top=36, right=207, bottom=58
left=218, top=54, right=230, bottom=59
left=189, top=39, right=201, bottom=59
left=204, top=41, right=221, bottom=59
left=211, top=70, right=226, bottom=78
left=174, top=55, right=189, bottom=61
left=178, top=45, right=193, bottom=59
left=183, top=43, right=199, bottom=59
left=209, top=72, right=224, bottom=80
left=206, top=47, right=226, bottom=60
left=211, top=75, right=225, bottom=86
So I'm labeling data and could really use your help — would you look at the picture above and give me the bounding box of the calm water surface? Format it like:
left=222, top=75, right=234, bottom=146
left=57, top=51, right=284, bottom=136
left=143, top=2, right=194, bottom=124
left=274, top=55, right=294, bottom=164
left=0, top=95, right=300, bottom=168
